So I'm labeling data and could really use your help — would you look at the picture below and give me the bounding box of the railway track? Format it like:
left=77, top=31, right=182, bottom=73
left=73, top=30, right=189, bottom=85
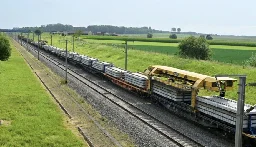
left=19, top=39, right=204, bottom=147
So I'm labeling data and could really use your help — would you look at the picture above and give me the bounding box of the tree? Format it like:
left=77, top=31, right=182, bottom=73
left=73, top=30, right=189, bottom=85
left=0, top=34, right=11, bottom=61
left=34, top=29, right=42, bottom=49
left=34, top=29, right=42, bottom=41
left=169, top=34, right=177, bottom=39
left=177, top=28, right=181, bottom=33
left=149, top=26, right=152, bottom=33
left=34, top=29, right=42, bottom=36
left=147, top=33, right=153, bottom=38
left=74, top=30, right=82, bottom=38
left=178, top=36, right=211, bottom=60
left=206, top=34, right=213, bottom=40
left=171, top=28, right=176, bottom=32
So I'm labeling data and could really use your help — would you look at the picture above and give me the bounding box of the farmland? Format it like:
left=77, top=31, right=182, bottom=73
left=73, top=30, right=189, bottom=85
left=31, top=33, right=256, bottom=104
left=0, top=39, right=84, bottom=146
left=83, top=35, right=256, bottom=47
left=122, top=33, right=256, bottom=42
left=30, top=33, right=256, bottom=65
left=83, top=38, right=256, bottom=65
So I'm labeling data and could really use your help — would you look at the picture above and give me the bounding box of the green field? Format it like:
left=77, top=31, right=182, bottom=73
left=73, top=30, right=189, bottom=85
left=0, top=40, right=84, bottom=146
left=82, top=39, right=256, bottom=65
left=32, top=34, right=256, bottom=105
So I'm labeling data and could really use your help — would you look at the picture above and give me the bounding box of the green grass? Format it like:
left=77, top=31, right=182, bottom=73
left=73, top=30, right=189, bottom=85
left=0, top=40, right=84, bottom=146
left=36, top=34, right=256, bottom=104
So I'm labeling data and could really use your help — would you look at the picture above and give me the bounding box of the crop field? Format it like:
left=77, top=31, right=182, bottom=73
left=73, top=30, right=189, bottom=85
left=0, top=39, right=84, bottom=146
left=33, top=34, right=256, bottom=105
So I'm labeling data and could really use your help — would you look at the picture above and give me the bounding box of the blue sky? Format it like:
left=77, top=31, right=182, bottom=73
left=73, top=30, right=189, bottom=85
left=1, top=0, right=255, bottom=35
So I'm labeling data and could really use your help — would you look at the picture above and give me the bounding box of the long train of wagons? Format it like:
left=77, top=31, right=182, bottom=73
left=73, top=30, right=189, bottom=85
left=18, top=36, right=256, bottom=146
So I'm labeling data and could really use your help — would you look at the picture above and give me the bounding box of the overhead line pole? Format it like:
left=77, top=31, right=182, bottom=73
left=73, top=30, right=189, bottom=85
left=20, top=32, right=23, bottom=46
left=38, top=35, right=40, bottom=60
left=27, top=33, right=29, bottom=49
left=215, top=74, right=246, bottom=147
left=125, top=41, right=128, bottom=70
left=51, top=34, right=53, bottom=46
left=65, top=40, right=68, bottom=83
left=73, top=35, right=74, bottom=52
left=235, top=76, right=246, bottom=147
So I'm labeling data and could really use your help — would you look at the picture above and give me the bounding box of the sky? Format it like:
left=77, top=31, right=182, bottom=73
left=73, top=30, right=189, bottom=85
left=1, top=0, right=255, bottom=36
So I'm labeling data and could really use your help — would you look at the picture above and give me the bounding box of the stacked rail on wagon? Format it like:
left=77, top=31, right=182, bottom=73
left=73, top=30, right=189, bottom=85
left=81, top=56, right=98, bottom=67
left=73, top=54, right=86, bottom=63
left=197, top=96, right=256, bottom=128
left=68, top=52, right=78, bottom=60
left=105, top=67, right=127, bottom=78
left=92, top=61, right=112, bottom=72
left=152, top=81, right=192, bottom=102
left=124, top=72, right=148, bottom=89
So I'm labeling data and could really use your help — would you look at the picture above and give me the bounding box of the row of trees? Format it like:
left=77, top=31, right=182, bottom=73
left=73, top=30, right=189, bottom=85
left=12, top=24, right=77, bottom=33
left=87, top=25, right=169, bottom=34
left=10, top=24, right=170, bottom=34
left=147, top=33, right=178, bottom=39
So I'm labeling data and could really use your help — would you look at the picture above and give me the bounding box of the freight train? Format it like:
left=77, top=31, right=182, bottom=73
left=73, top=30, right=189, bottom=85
left=18, top=36, right=256, bottom=146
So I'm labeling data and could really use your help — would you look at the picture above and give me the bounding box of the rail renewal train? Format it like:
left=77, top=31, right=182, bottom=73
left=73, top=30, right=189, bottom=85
left=18, top=36, right=256, bottom=146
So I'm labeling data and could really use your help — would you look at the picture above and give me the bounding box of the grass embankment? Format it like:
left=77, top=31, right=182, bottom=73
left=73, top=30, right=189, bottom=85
left=0, top=40, right=84, bottom=146
left=36, top=35, right=256, bottom=104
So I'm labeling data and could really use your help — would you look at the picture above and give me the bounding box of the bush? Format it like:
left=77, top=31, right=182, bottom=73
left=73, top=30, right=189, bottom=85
left=147, top=33, right=153, bottom=38
left=206, top=35, right=213, bottom=40
left=245, top=53, right=256, bottom=67
left=169, top=34, right=177, bottom=39
left=0, top=34, right=11, bottom=61
left=178, top=36, right=211, bottom=60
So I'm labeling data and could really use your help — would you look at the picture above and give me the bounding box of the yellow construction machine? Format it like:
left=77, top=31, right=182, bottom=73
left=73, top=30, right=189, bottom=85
left=144, top=65, right=237, bottom=110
